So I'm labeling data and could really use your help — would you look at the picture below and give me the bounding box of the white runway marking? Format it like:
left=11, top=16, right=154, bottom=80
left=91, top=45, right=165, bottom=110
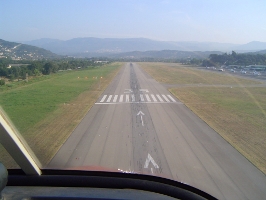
left=97, top=94, right=180, bottom=104
left=113, top=95, right=118, bottom=102
left=131, top=94, right=135, bottom=102
left=144, top=153, right=159, bottom=169
left=145, top=94, right=151, bottom=102
left=106, top=95, right=112, bottom=102
left=139, top=89, right=149, bottom=93
left=162, top=95, right=170, bottom=102
left=100, top=95, right=107, bottom=102
left=167, top=95, right=176, bottom=102
left=119, top=95, right=123, bottom=102
left=151, top=94, right=157, bottom=102
left=140, top=94, right=144, bottom=102
left=156, top=94, right=164, bottom=102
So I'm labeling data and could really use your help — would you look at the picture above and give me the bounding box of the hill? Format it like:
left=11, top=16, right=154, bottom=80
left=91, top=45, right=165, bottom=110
left=24, top=37, right=266, bottom=56
left=0, top=39, right=59, bottom=60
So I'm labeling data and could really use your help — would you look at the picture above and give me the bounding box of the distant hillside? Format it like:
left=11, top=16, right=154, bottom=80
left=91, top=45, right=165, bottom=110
left=24, top=37, right=266, bottom=56
left=0, top=39, right=59, bottom=60
left=247, top=49, right=266, bottom=55
left=235, top=41, right=266, bottom=51
left=24, top=37, right=240, bottom=55
left=109, top=50, right=223, bottom=60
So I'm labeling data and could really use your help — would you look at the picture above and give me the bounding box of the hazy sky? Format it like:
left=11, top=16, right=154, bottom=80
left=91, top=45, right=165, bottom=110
left=1, top=0, right=266, bottom=44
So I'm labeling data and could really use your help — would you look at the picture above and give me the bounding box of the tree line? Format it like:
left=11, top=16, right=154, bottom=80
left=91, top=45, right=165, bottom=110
left=0, top=58, right=108, bottom=84
left=202, top=51, right=266, bottom=67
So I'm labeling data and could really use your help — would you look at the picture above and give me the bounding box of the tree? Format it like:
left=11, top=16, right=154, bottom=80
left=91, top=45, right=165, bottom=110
left=232, top=51, right=237, bottom=58
left=42, top=62, right=53, bottom=75
left=0, top=79, right=5, bottom=86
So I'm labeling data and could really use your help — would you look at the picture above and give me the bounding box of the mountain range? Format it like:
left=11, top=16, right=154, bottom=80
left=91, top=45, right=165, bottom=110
left=1, top=38, right=266, bottom=61
left=23, top=37, right=266, bottom=56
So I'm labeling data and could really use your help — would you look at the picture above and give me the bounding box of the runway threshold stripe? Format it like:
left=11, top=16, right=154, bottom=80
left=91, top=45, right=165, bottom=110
left=140, top=94, right=144, bottom=101
left=106, top=95, right=113, bottom=102
left=126, top=95, right=129, bottom=102
left=162, top=95, right=170, bottom=102
left=151, top=94, right=157, bottom=102
left=167, top=95, right=176, bottom=102
left=119, top=95, right=123, bottom=102
left=156, top=95, right=164, bottom=102
left=113, top=95, right=118, bottom=102
left=100, top=95, right=107, bottom=102
left=145, top=94, right=151, bottom=102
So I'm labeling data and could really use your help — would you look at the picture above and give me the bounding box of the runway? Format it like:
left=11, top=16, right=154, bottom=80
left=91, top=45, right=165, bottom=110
left=48, top=63, right=266, bottom=200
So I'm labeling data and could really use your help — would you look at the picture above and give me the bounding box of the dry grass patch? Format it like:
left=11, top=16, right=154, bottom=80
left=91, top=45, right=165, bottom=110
left=170, top=87, right=266, bottom=174
left=140, top=62, right=266, bottom=174
left=140, top=62, right=261, bottom=85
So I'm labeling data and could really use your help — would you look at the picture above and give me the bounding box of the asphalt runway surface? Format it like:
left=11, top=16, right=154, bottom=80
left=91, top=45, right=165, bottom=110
left=48, top=63, right=266, bottom=200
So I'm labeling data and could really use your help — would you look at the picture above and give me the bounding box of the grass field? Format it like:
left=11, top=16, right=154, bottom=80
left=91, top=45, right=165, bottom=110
left=0, top=63, right=123, bottom=167
left=140, top=62, right=266, bottom=174
left=141, top=62, right=261, bottom=85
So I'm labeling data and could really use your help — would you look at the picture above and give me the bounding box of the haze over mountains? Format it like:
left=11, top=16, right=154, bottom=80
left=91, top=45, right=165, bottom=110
left=24, top=38, right=266, bottom=56
left=1, top=37, right=266, bottom=60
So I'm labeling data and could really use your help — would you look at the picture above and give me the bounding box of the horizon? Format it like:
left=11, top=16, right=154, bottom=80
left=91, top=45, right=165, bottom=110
left=1, top=0, right=266, bottom=44
left=5, top=37, right=266, bottom=46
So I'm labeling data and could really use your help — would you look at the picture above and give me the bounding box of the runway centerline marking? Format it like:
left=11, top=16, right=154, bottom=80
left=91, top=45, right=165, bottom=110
left=131, top=94, right=135, bottom=102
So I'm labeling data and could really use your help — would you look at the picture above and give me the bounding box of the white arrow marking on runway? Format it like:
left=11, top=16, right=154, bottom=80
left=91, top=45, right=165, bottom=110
left=124, top=89, right=133, bottom=93
left=144, top=154, right=159, bottom=169
left=137, top=111, right=145, bottom=126
left=139, top=89, right=149, bottom=93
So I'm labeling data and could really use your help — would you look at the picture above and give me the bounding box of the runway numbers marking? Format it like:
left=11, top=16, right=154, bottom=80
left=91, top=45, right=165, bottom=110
left=144, top=153, right=159, bottom=169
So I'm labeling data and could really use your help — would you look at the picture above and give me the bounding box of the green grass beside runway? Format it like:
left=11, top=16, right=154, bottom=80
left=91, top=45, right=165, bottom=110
left=0, top=63, right=120, bottom=134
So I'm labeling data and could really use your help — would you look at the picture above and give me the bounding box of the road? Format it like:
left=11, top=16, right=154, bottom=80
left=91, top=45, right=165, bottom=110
left=48, top=63, right=266, bottom=200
